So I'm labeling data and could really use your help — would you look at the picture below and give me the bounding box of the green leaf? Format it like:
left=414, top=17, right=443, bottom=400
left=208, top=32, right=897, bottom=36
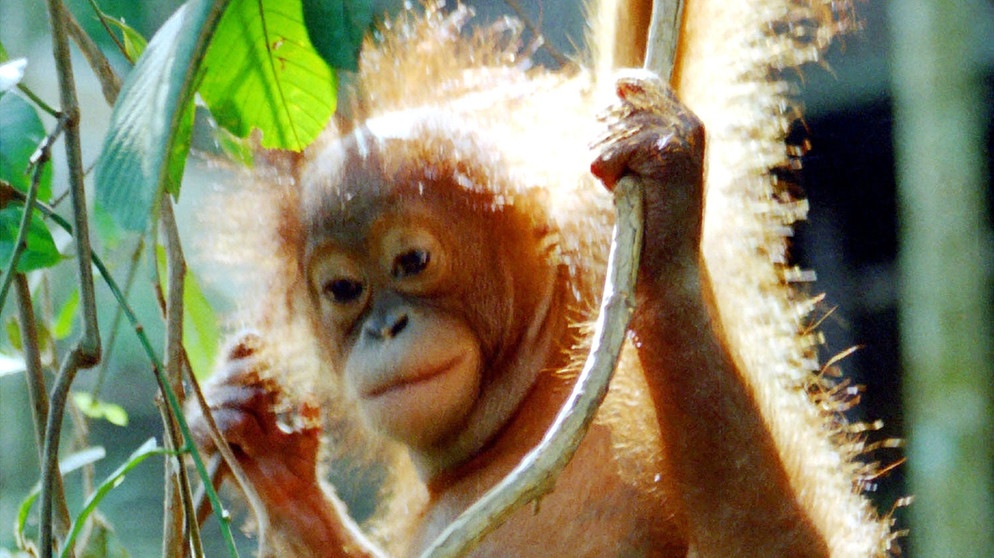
left=104, top=17, right=148, bottom=63
left=199, top=0, right=337, bottom=151
left=166, top=99, right=196, bottom=197
left=214, top=123, right=255, bottom=166
left=0, top=205, right=61, bottom=272
left=72, top=392, right=129, bottom=427
left=0, top=93, right=53, bottom=200
left=6, top=316, right=21, bottom=350
left=5, top=314, right=53, bottom=360
left=15, top=488, right=39, bottom=549
left=94, top=0, right=233, bottom=232
left=53, top=289, right=80, bottom=340
left=61, top=439, right=164, bottom=558
left=301, top=0, right=373, bottom=71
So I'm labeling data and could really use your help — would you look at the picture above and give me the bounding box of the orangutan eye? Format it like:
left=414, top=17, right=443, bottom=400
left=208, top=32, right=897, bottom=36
left=392, top=249, right=430, bottom=279
left=324, top=278, right=365, bottom=304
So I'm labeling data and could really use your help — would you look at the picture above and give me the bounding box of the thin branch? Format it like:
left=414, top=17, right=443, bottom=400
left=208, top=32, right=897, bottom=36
left=194, top=455, right=229, bottom=526
left=157, top=198, right=269, bottom=556
left=187, top=350, right=271, bottom=558
left=157, top=387, right=199, bottom=557
left=643, top=0, right=685, bottom=80
left=43, top=0, right=102, bottom=366
left=156, top=198, right=186, bottom=558
left=63, top=4, right=121, bottom=105
left=16, top=84, right=60, bottom=117
left=40, top=348, right=86, bottom=557
left=14, top=275, right=49, bottom=451
left=157, top=198, right=204, bottom=558
left=15, top=188, right=241, bottom=556
left=83, top=0, right=128, bottom=63
left=14, top=275, right=74, bottom=538
left=91, top=237, right=144, bottom=398
left=0, top=166, right=43, bottom=307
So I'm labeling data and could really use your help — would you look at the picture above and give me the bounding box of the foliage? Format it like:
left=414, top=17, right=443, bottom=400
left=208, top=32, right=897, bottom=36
left=0, top=0, right=372, bottom=555
left=0, top=93, right=52, bottom=200
left=0, top=205, right=60, bottom=272
left=71, top=392, right=128, bottom=427
left=0, top=93, right=58, bottom=273
left=199, top=0, right=343, bottom=151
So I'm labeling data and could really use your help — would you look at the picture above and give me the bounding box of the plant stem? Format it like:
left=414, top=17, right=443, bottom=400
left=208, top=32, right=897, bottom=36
left=14, top=274, right=74, bottom=536
left=39, top=0, right=103, bottom=553
left=91, top=237, right=144, bottom=398
left=43, top=0, right=101, bottom=366
left=643, top=0, right=684, bottom=80
left=4, top=186, right=239, bottom=555
left=0, top=164, right=44, bottom=311
left=16, top=84, right=60, bottom=117
left=157, top=198, right=205, bottom=558
left=84, top=0, right=128, bottom=64
left=63, top=5, right=121, bottom=105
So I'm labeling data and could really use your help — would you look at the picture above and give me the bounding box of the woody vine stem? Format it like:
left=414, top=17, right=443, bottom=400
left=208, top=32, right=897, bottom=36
left=38, top=0, right=103, bottom=554
left=420, top=1, right=684, bottom=556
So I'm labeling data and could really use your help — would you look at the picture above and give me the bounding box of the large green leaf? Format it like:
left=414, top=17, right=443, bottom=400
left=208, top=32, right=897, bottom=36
left=199, top=0, right=337, bottom=150
left=301, top=0, right=372, bottom=71
left=94, top=0, right=232, bottom=232
left=0, top=93, right=52, bottom=200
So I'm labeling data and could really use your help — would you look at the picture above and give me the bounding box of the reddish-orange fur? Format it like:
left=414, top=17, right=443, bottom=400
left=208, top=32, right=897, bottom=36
left=187, top=2, right=897, bottom=557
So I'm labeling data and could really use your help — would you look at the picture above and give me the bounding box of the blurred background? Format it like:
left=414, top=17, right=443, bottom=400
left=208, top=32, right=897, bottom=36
left=0, top=0, right=990, bottom=556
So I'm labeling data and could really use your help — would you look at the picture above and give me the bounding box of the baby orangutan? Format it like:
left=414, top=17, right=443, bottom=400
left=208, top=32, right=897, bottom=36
left=187, top=3, right=896, bottom=557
